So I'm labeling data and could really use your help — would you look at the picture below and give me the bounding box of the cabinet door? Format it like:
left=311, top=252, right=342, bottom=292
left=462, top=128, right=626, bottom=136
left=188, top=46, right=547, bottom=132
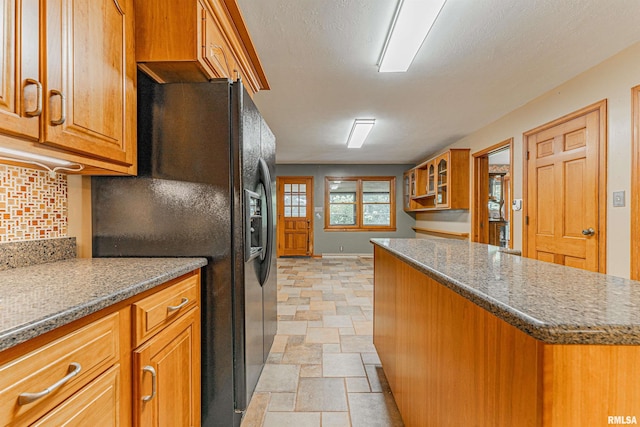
left=200, top=0, right=237, bottom=81
left=134, top=308, right=200, bottom=427
left=31, top=365, right=120, bottom=427
left=43, top=0, right=134, bottom=165
left=427, top=162, right=436, bottom=195
left=402, top=171, right=411, bottom=211
left=436, top=153, right=449, bottom=207
left=0, top=0, right=40, bottom=140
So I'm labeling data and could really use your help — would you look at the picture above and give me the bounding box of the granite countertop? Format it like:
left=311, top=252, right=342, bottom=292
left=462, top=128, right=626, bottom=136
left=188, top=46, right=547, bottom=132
left=0, top=257, right=208, bottom=352
left=371, top=238, right=640, bottom=345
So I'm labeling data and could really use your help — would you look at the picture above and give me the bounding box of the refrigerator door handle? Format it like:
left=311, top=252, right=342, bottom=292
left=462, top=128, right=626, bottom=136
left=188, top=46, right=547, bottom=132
left=258, top=158, right=274, bottom=285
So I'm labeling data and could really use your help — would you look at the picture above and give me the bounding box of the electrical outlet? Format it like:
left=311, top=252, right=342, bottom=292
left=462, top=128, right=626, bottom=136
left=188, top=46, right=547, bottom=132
left=613, top=191, right=625, bottom=207
left=339, top=245, right=343, bottom=252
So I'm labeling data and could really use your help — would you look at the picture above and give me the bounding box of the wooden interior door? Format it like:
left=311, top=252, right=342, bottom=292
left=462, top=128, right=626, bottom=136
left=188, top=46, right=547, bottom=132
left=524, top=101, right=606, bottom=272
left=472, top=139, right=513, bottom=247
left=473, top=156, right=490, bottom=243
left=277, top=176, right=313, bottom=257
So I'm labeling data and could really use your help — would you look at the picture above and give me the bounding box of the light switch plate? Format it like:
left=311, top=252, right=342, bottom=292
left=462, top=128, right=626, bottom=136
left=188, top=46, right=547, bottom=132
left=613, top=191, right=625, bottom=207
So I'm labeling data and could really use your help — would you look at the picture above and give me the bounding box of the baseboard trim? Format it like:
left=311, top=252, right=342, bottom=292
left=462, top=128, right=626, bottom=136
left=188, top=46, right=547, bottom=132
left=321, top=253, right=373, bottom=259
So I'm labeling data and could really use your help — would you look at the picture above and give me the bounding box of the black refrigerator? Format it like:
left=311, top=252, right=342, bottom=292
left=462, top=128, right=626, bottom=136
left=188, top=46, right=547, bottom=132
left=91, top=72, right=277, bottom=427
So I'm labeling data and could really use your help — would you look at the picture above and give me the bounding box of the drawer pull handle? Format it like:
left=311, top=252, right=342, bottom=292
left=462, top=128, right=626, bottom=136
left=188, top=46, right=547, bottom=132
left=142, top=365, right=157, bottom=402
left=24, top=79, right=43, bottom=117
left=167, top=297, right=189, bottom=312
left=18, top=362, right=82, bottom=405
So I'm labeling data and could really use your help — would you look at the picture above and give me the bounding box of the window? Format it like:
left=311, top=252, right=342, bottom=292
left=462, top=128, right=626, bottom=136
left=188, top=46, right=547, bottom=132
left=283, top=182, right=308, bottom=218
left=324, top=177, right=396, bottom=231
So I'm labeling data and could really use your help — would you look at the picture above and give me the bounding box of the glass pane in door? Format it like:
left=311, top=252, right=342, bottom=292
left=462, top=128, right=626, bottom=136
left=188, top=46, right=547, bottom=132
left=284, top=182, right=308, bottom=218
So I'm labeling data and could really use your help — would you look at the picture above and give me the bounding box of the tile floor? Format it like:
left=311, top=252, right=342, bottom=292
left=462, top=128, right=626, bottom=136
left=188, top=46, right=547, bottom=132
left=241, top=257, right=404, bottom=427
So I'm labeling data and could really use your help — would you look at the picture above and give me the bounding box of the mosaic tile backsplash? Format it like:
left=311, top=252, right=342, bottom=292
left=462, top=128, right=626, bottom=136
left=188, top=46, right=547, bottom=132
left=0, top=165, right=68, bottom=242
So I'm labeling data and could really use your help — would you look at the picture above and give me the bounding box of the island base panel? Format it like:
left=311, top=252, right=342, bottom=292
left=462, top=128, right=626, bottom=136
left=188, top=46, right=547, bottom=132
left=373, top=246, right=640, bottom=426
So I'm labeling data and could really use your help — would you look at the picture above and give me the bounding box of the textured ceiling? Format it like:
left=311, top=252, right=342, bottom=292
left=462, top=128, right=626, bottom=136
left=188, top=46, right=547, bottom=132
left=237, top=0, right=640, bottom=164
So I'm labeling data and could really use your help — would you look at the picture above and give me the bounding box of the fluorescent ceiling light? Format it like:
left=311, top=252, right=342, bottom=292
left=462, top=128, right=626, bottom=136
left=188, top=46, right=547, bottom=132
left=0, top=147, right=73, bottom=166
left=347, top=119, right=375, bottom=148
left=379, top=0, right=447, bottom=73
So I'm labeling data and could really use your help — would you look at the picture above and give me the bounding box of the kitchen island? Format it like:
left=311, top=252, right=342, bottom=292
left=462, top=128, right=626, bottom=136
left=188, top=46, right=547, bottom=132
left=372, top=238, right=640, bottom=427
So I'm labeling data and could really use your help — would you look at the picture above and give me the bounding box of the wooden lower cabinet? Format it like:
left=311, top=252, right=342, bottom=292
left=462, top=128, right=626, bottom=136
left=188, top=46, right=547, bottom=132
left=0, top=269, right=201, bottom=427
left=134, top=308, right=200, bottom=427
left=31, top=365, right=121, bottom=427
left=373, top=246, right=640, bottom=426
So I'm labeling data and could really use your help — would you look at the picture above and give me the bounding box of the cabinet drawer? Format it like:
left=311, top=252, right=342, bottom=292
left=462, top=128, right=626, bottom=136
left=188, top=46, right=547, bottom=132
left=133, top=273, right=200, bottom=346
left=0, top=312, right=120, bottom=425
left=31, top=365, right=120, bottom=426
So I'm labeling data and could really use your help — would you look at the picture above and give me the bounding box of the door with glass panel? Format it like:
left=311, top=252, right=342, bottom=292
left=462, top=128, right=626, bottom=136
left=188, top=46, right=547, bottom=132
left=276, top=177, right=313, bottom=257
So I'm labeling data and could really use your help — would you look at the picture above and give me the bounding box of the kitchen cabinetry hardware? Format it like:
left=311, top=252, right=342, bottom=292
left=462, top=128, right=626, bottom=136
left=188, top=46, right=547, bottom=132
left=167, top=297, right=189, bottom=312
left=141, top=365, right=157, bottom=402
left=18, top=362, right=82, bottom=405
left=49, top=90, right=66, bottom=125
left=24, top=79, right=43, bottom=117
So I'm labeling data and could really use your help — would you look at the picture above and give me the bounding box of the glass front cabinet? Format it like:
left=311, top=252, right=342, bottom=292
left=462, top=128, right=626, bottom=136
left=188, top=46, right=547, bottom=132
left=403, top=171, right=412, bottom=211
left=427, top=162, right=436, bottom=195
left=402, top=149, right=470, bottom=212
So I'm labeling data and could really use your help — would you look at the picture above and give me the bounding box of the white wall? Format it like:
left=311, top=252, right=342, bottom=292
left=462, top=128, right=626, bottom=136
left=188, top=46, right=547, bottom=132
left=416, top=42, right=640, bottom=278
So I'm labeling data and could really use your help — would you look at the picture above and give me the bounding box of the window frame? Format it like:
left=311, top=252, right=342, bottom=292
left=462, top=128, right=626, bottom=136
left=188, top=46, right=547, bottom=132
left=324, top=176, right=396, bottom=232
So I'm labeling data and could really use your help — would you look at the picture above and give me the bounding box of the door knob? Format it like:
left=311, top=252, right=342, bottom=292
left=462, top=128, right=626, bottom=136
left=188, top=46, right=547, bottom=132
left=582, top=228, right=595, bottom=236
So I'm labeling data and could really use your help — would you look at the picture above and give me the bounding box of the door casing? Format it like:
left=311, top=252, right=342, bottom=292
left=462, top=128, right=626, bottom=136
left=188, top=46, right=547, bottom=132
left=276, top=176, right=314, bottom=257
left=522, top=100, right=607, bottom=272
left=472, top=139, right=514, bottom=247
left=631, top=86, right=640, bottom=280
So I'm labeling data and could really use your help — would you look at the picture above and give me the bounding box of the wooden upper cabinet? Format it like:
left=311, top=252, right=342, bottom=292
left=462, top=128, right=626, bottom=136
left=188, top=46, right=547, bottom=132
left=404, top=148, right=470, bottom=211
left=0, top=0, right=136, bottom=175
left=43, top=0, right=135, bottom=168
left=402, top=171, right=412, bottom=211
left=135, top=0, right=269, bottom=95
left=0, top=0, right=40, bottom=141
left=201, top=0, right=239, bottom=81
